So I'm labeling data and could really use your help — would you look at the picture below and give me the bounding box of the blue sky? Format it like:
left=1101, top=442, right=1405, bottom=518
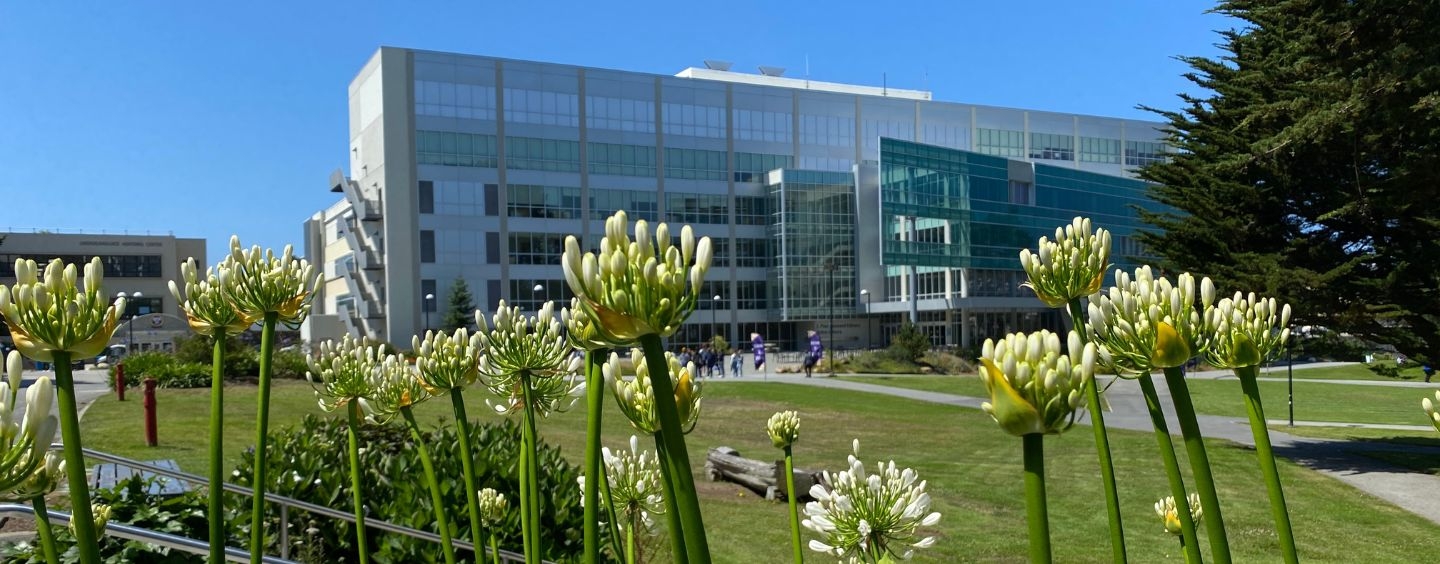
left=0, top=2, right=1233, bottom=264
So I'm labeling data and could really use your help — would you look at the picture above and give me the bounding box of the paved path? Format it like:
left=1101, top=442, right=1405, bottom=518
left=12, top=368, right=114, bottom=446
left=725, top=370, right=1440, bottom=526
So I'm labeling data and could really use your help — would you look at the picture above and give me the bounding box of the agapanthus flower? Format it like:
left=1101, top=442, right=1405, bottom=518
left=1423, top=391, right=1440, bottom=433
left=1155, top=493, right=1203, bottom=536
left=73, top=503, right=111, bottom=537
left=1020, top=217, right=1111, bottom=307
left=767, top=410, right=801, bottom=449
left=605, top=348, right=702, bottom=434
left=562, top=297, right=609, bottom=352
left=0, top=353, right=59, bottom=499
left=306, top=334, right=381, bottom=412
left=366, top=355, right=432, bottom=424
left=578, top=435, right=665, bottom=534
left=412, top=328, right=482, bottom=392
left=1086, top=267, right=1213, bottom=376
left=221, top=235, right=322, bottom=325
left=477, top=487, right=508, bottom=527
left=1203, top=291, right=1291, bottom=369
left=0, top=258, right=125, bottom=362
left=561, top=210, right=713, bottom=345
left=475, top=300, right=581, bottom=416
left=979, top=330, right=1095, bottom=436
left=803, top=440, right=940, bottom=562
left=168, top=257, right=253, bottom=335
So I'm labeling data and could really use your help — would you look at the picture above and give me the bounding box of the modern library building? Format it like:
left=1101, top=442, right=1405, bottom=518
left=302, top=47, right=1169, bottom=351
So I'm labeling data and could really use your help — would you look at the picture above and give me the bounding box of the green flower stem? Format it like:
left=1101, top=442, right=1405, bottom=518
left=249, top=312, right=278, bottom=564
left=582, top=351, right=605, bottom=564
left=449, top=390, right=486, bottom=547
left=599, top=453, right=626, bottom=562
left=1180, top=535, right=1194, bottom=564
left=345, top=401, right=371, bottom=564
left=520, top=374, right=544, bottom=561
left=489, top=533, right=501, bottom=564
left=1163, top=368, right=1231, bottom=564
left=399, top=407, right=457, bottom=564
left=518, top=438, right=534, bottom=563
left=207, top=328, right=227, bottom=564
left=32, top=496, right=59, bottom=564
left=625, top=515, right=637, bottom=564
left=1235, top=365, right=1297, bottom=564
left=53, top=351, right=100, bottom=564
left=1022, top=433, right=1052, bottom=564
left=638, top=333, right=711, bottom=563
left=1066, top=300, right=1126, bottom=564
left=1136, top=375, right=1203, bottom=564
left=651, top=434, right=690, bottom=564
left=782, top=446, right=803, bottom=564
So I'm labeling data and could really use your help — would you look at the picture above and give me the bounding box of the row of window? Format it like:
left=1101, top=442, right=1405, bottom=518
left=0, top=254, right=163, bottom=278
left=418, top=131, right=796, bottom=181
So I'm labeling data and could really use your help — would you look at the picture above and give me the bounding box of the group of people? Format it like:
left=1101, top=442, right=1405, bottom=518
left=677, top=343, right=745, bottom=378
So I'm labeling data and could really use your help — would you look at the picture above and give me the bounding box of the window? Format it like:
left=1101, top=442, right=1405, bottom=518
left=588, top=142, right=657, bottom=177
left=976, top=128, right=1025, bottom=158
left=0, top=254, right=163, bottom=278
left=1008, top=181, right=1033, bottom=206
left=435, top=230, right=483, bottom=264
left=664, top=148, right=727, bottom=181
left=735, top=197, right=767, bottom=225
left=507, top=184, right=581, bottom=219
left=709, top=237, right=730, bottom=267
left=503, top=88, right=579, bottom=127
left=1125, top=140, right=1168, bottom=166
left=431, top=180, right=485, bottom=216
left=737, top=280, right=767, bottom=309
left=416, top=131, right=498, bottom=168
left=124, top=297, right=164, bottom=316
left=590, top=189, right=658, bottom=221
left=506, top=136, right=581, bottom=173
left=734, top=239, right=770, bottom=268
left=415, top=80, right=497, bottom=120
left=666, top=193, right=728, bottom=224
left=734, top=152, right=792, bottom=183
left=800, top=114, right=855, bottom=147
left=418, top=181, right=434, bottom=214
left=420, top=230, right=435, bottom=263
left=733, top=108, right=792, bottom=143
left=507, top=279, right=573, bottom=312
left=1029, top=133, right=1074, bottom=161
left=508, top=232, right=566, bottom=265
left=1080, top=137, right=1121, bottom=164
left=586, top=95, right=655, bottom=133
left=662, top=103, right=726, bottom=138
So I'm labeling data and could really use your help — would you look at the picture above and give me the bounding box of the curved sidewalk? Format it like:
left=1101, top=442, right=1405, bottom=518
left=739, top=373, right=1440, bottom=526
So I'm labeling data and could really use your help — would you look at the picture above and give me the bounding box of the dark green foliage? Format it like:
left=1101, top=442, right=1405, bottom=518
left=226, top=414, right=584, bottom=563
left=442, top=278, right=476, bottom=331
left=106, top=352, right=209, bottom=390
left=886, top=322, right=931, bottom=363
left=0, top=476, right=215, bottom=563
left=1138, top=1, right=1440, bottom=365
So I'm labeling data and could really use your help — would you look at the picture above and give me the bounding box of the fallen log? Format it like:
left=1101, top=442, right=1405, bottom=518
left=704, top=446, right=824, bottom=502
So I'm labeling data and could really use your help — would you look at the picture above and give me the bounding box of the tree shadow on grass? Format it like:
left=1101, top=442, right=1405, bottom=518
left=1270, top=436, right=1440, bottom=476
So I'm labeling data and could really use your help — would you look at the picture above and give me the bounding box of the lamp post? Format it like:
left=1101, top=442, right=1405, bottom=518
left=424, top=293, right=435, bottom=332
left=711, top=295, right=721, bottom=348
left=117, top=291, right=143, bottom=355
left=859, top=288, right=871, bottom=350
left=825, top=261, right=836, bottom=377
left=533, top=283, right=546, bottom=309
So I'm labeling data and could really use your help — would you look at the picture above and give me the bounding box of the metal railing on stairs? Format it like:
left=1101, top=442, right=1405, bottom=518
left=0, top=503, right=294, bottom=563
left=65, top=446, right=530, bottom=563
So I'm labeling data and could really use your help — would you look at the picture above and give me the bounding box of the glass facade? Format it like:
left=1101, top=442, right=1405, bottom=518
left=766, top=170, right=856, bottom=321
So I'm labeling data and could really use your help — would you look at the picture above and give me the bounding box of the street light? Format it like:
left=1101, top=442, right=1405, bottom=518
left=711, top=294, right=721, bottom=348
left=825, top=261, right=836, bottom=377
left=860, top=288, right=872, bottom=350
left=117, top=291, right=143, bottom=355
left=533, top=283, right=546, bottom=309
left=424, top=293, right=435, bottom=332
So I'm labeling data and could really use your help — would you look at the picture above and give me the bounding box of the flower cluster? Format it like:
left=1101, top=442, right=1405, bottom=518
left=1087, top=267, right=1213, bottom=375
left=579, top=435, right=666, bottom=533
left=0, top=352, right=62, bottom=501
left=606, top=349, right=702, bottom=434
left=1423, top=391, right=1440, bottom=433
left=1155, top=493, right=1203, bottom=536
left=74, top=503, right=112, bottom=537
left=307, top=334, right=381, bottom=413
left=979, top=330, right=1095, bottom=436
left=561, top=210, right=713, bottom=344
left=1204, top=292, right=1291, bottom=369
left=803, top=440, right=940, bottom=562
left=475, top=301, right=580, bottom=415
left=169, top=257, right=253, bottom=335
left=767, top=410, right=801, bottom=449
left=366, top=355, right=433, bottom=423
left=221, top=235, right=321, bottom=325
left=0, top=258, right=125, bottom=362
left=562, top=297, right=609, bottom=352
left=477, top=487, right=508, bottom=527
left=1019, top=217, right=1111, bottom=307
left=412, top=328, right=482, bottom=392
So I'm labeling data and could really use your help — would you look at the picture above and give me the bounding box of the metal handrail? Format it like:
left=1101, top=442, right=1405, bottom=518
left=71, top=446, right=530, bottom=563
left=0, top=503, right=295, bottom=563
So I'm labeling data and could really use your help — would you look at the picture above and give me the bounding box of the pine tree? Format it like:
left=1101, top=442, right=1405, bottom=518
left=442, top=278, right=476, bottom=331
left=1139, top=0, right=1440, bottom=362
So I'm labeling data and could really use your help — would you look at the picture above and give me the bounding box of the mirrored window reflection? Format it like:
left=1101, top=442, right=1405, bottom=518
left=1125, top=140, right=1168, bottom=166
left=975, top=128, right=1024, bottom=157
left=415, top=80, right=497, bottom=120
left=503, top=88, right=580, bottom=127
left=662, top=103, right=726, bottom=138
left=1080, top=137, right=1122, bottom=163
left=586, top=96, right=655, bottom=133
left=1028, top=132, right=1074, bottom=161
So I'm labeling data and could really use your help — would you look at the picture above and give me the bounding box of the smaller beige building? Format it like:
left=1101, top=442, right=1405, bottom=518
left=0, top=231, right=206, bottom=354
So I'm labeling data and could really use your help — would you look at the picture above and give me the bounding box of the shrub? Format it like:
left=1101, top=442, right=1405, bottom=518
left=887, top=322, right=932, bottom=363
left=174, top=334, right=262, bottom=379
left=271, top=349, right=311, bottom=380
left=0, top=476, right=215, bottom=563
left=226, top=414, right=584, bottom=562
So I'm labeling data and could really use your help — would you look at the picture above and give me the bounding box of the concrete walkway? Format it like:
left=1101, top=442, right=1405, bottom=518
left=12, top=368, right=115, bottom=445
left=728, top=369, right=1440, bottom=526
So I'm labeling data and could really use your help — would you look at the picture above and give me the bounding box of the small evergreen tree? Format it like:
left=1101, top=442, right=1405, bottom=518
left=442, top=278, right=476, bottom=331
left=887, top=322, right=931, bottom=363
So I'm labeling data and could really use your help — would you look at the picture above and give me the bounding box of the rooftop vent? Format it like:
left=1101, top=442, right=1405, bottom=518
left=703, top=60, right=733, bottom=71
left=758, top=65, right=786, bottom=77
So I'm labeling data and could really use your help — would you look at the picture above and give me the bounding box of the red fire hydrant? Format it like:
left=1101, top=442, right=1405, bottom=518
left=142, top=378, right=158, bottom=447
left=115, top=362, right=126, bottom=401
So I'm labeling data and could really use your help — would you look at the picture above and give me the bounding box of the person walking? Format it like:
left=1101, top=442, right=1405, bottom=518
left=802, top=329, right=824, bottom=378
left=730, top=347, right=742, bottom=377
left=751, top=333, right=765, bottom=372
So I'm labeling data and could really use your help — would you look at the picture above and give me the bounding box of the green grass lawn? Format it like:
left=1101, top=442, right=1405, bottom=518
left=1269, top=425, right=1440, bottom=445
left=833, top=374, right=989, bottom=397
left=1182, top=379, right=1433, bottom=426
left=1252, top=363, right=1429, bottom=381
left=81, top=379, right=1440, bottom=562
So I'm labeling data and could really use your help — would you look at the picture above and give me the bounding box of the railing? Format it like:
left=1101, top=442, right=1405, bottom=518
left=0, top=503, right=294, bottom=563
left=72, top=447, right=530, bottom=563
